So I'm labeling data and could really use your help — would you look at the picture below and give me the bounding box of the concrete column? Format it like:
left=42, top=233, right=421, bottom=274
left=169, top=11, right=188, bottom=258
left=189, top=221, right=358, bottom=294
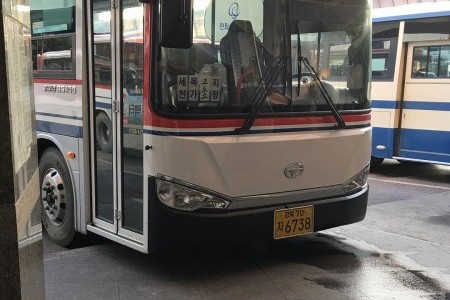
left=0, top=1, right=45, bottom=299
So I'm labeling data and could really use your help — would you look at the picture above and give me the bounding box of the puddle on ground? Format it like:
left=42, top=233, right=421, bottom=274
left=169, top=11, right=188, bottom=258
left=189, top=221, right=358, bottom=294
left=427, top=214, right=450, bottom=226
left=269, top=233, right=449, bottom=299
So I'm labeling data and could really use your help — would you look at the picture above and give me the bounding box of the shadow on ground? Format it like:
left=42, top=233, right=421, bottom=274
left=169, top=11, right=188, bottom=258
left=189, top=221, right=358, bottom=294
left=44, top=231, right=450, bottom=299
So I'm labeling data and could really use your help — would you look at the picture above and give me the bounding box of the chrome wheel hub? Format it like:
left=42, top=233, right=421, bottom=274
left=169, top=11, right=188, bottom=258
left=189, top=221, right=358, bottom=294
left=41, top=168, right=66, bottom=226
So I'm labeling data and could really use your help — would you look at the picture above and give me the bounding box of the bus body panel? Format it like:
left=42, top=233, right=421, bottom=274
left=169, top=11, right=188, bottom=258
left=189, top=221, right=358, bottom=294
left=371, top=110, right=395, bottom=159
left=148, top=128, right=371, bottom=198
left=34, top=78, right=84, bottom=233
left=372, top=80, right=401, bottom=159
left=34, top=81, right=83, bottom=122
left=372, top=2, right=450, bottom=23
left=148, top=178, right=368, bottom=245
left=33, top=0, right=86, bottom=233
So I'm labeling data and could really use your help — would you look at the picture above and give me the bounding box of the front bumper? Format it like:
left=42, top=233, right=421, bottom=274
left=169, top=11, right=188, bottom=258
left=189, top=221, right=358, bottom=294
left=148, top=177, right=368, bottom=245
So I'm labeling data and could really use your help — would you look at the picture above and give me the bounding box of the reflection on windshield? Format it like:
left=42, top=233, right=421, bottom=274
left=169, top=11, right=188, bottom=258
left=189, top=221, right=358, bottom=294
left=155, top=0, right=371, bottom=117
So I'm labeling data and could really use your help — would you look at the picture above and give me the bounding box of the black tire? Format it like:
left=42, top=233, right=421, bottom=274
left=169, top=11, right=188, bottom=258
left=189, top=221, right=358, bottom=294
left=370, top=156, right=384, bottom=171
left=96, top=112, right=113, bottom=152
left=396, top=159, right=424, bottom=166
left=39, top=148, right=79, bottom=247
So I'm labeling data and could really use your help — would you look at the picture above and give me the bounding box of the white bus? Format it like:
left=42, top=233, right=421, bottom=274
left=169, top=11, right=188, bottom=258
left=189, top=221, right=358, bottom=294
left=32, top=0, right=372, bottom=253
left=371, top=3, right=450, bottom=166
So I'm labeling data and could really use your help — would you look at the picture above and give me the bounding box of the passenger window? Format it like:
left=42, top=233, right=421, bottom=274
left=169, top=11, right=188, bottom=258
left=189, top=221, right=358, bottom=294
left=32, top=36, right=75, bottom=78
left=372, top=39, right=394, bottom=80
left=372, top=22, right=400, bottom=81
left=412, top=45, right=450, bottom=79
left=30, top=0, right=76, bottom=78
left=30, top=0, right=75, bottom=35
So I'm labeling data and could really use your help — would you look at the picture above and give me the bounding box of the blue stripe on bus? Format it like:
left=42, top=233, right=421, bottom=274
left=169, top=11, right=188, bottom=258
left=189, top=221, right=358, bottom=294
left=373, top=11, right=450, bottom=23
left=36, top=120, right=83, bottom=138
left=95, top=102, right=112, bottom=109
left=371, top=100, right=450, bottom=111
left=372, top=127, right=450, bottom=163
left=402, top=101, right=450, bottom=111
left=36, top=112, right=82, bottom=120
left=371, top=100, right=398, bottom=109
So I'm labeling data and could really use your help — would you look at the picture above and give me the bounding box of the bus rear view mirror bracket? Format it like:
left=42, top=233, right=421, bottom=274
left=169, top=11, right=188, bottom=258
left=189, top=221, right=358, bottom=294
left=160, top=0, right=193, bottom=49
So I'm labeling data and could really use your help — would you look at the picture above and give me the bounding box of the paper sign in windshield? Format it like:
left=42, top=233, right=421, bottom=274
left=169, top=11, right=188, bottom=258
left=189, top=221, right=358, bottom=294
left=177, top=74, right=220, bottom=102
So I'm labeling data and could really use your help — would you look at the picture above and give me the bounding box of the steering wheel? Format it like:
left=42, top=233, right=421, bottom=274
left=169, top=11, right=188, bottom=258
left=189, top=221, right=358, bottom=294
left=298, top=72, right=315, bottom=85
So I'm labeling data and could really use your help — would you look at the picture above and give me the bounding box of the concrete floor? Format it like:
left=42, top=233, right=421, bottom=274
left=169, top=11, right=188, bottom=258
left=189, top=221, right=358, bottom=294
left=43, top=161, right=450, bottom=300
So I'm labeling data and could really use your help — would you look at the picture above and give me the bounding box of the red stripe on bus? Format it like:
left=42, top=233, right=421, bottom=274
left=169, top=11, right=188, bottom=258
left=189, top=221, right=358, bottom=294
left=147, top=113, right=371, bottom=129
left=143, top=4, right=152, bottom=127
left=33, top=78, right=83, bottom=85
left=95, top=84, right=112, bottom=90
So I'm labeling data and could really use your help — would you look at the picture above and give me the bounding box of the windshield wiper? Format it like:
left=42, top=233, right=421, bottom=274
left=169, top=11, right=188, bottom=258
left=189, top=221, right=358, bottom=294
left=300, top=56, right=347, bottom=129
left=234, top=57, right=286, bottom=134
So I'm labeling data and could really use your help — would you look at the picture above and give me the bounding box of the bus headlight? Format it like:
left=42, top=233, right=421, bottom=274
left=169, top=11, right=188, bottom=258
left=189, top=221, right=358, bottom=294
left=342, top=165, right=370, bottom=193
left=156, top=179, right=230, bottom=211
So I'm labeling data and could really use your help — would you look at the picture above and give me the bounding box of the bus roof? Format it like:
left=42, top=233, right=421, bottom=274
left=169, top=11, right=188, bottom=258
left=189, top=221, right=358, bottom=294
left=372, top=2, right=450, bottom=23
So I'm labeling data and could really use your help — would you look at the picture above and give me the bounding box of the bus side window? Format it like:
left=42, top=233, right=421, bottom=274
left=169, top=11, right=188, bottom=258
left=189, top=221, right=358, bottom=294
left=32, top=36, right=75, bottom=78
left=31, top=0, right=76, bottom=79
left=411, top=45, right=450, bottom=79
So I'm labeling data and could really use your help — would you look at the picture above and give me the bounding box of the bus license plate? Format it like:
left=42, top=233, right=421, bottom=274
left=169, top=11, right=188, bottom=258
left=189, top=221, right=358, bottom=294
left=273, top=206, right=314, bottom=239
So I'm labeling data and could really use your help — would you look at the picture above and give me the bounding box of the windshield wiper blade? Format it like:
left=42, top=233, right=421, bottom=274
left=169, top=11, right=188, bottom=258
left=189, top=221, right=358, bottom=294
left=300, top=56, right=347, bottom=129
left=235, top=57, right=286, bottom=134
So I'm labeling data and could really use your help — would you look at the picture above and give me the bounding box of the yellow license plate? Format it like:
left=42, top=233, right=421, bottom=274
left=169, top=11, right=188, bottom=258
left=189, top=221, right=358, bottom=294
left=273, top=206, right=314, bottom=239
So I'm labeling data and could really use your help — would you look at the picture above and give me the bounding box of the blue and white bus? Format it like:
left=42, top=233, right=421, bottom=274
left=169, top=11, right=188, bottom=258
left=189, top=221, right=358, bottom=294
left=371, top=3, right=450, bottom=166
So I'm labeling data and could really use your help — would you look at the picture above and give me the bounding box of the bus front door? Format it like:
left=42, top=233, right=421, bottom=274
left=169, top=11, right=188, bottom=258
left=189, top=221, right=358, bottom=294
left=399, top=42, right=450, bottom=164
left=90, top=0, right=145, bottom=248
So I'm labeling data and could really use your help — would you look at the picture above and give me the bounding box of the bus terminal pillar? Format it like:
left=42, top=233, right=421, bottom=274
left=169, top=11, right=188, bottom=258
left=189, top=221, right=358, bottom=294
left=0, top=1, right=45, bottom=299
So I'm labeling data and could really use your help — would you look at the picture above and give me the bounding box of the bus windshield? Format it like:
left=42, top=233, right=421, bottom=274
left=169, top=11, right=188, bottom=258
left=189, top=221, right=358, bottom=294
left=154, top=0, right=371, bottom=117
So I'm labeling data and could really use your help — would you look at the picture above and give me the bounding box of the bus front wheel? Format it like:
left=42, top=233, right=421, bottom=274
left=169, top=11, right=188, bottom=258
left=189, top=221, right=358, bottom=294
left=96, top=112, right=113, bottom=152
left=39, top=148, right=79, bottom=247
left=370, top=156, right=384, bottom=171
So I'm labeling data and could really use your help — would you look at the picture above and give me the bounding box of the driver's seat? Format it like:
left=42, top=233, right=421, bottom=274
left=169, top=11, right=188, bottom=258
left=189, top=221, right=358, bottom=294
left=220, top=20, right=262, bottom=105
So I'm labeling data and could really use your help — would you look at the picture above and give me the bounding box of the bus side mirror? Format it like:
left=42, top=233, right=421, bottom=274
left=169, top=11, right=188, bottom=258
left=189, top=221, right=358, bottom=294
left=160, top=0, right=193, bottom=49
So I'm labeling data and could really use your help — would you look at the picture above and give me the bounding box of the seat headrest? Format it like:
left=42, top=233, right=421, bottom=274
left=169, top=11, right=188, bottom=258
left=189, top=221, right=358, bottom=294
left=228, top=20, right=254, bottom=35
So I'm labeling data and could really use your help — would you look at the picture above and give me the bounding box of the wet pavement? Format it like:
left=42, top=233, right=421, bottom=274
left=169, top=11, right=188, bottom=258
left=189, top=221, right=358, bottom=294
left=43, top=231, right=450, bottom=300
left=43, top=161, right=450, bottom=300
